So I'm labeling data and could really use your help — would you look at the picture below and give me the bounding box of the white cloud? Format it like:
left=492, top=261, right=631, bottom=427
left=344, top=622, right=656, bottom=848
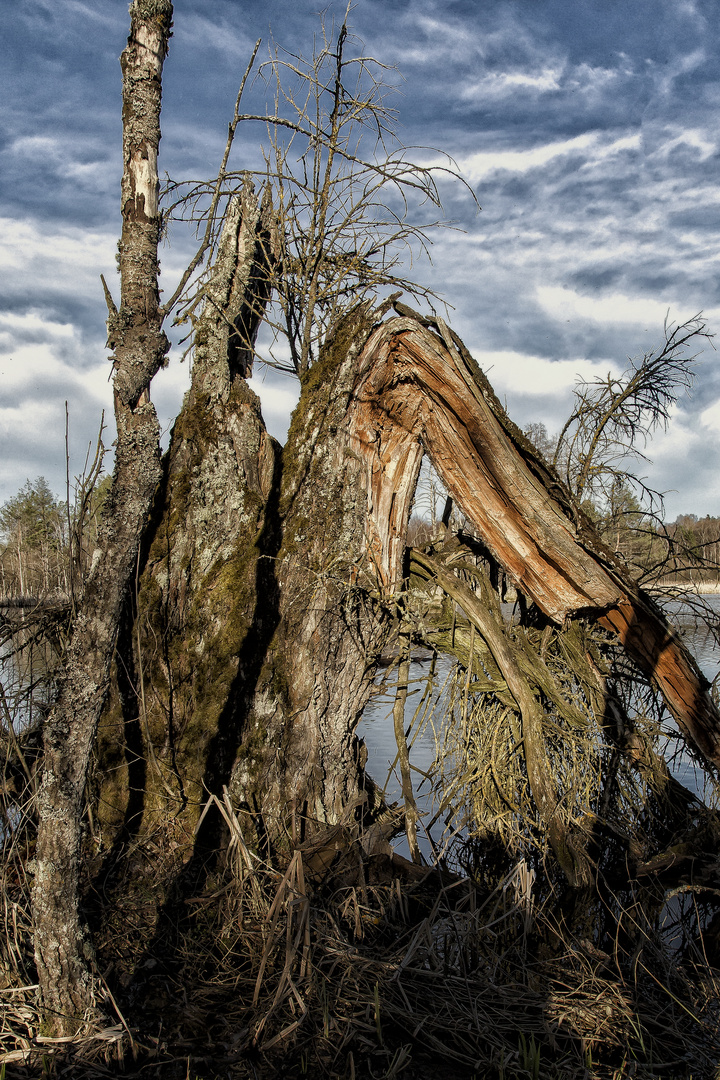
left=147, top=357, right=190, bottom=446
left=179, top=14, right=255, bottom=60
left=28, top=0, right=121, bottom=28
left=460, top=66, right=564, bottom=103
left=649, top=127, right=717, bottom=162
left=62, top=0, right=121, bottom=24
left=1, top=399, right=68, bottom=456
left=7, top=134, right=61, bottom=159
left=453, top=131, right=641, bottom=183
left=473, top=350, right=618, bottom=398
left=457, top=133, right=595, bottom=181
left=4, top=134, right=116, bottom=187
left=658, top=47, right=707, bottom=91
left=700, top=397, right=720, bottom=435
left=0, top=339, right=112, bottom=502
left=580, top=133, right=642, bottom=167
left=565, top=61, right=626, bottom=98
left=0, top=340, right=109, bottom=403
left=640, top=410, right=717, bottom=511
left=247, top=377, right=299, bottom=443
left=0, top=311, right=74, bottom=341
left=0, top=216, right=117, bottom=298
left=536, top=286, right=694, bottom=328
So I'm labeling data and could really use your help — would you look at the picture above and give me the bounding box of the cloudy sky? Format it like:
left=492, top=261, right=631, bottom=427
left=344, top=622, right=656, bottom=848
left=2, top=0, right=719, bottom=520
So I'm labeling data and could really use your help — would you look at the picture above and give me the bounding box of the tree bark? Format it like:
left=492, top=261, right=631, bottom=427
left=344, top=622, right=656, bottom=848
left=98, top=305, right=720, bottom=898
left=97, top=183, right=278, bottom=855
left=32, top=0, right=173, bottom=1036
left=227, top=307, right=425, bottom=837
left=351, top=313, right=720, bottom=768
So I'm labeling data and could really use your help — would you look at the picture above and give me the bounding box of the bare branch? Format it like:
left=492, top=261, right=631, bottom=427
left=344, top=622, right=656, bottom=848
left=162, top=16, right=477, bottom=376
left=554, top=315, right=712, bottom=505
left=159, top=38, right=262, bottom=319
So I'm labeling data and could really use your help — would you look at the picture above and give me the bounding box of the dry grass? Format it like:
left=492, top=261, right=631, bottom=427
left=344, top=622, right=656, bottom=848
left=2, top=787, right=719, bottom=1079
left=3, top=590, right=720, bottom=1078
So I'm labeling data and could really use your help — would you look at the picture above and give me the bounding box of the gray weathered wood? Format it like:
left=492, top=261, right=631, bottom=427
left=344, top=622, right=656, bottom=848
left=32, top=0, right=173, bottom=1035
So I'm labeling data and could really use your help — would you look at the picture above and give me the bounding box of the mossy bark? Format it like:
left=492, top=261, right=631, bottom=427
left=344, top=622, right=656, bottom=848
left=97, top=185, right=281, bottom=854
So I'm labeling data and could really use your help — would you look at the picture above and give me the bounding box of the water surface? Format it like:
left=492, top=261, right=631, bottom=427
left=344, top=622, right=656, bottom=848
left=358, top=594, right=720, bottom=858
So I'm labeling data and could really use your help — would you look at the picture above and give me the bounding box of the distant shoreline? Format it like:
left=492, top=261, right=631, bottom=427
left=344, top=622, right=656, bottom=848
left=654, top=581, right=720, bottom=595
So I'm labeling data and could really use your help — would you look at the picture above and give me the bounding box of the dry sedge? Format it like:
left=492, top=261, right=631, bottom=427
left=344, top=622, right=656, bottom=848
left=2, top=745, right=720, bottom=1077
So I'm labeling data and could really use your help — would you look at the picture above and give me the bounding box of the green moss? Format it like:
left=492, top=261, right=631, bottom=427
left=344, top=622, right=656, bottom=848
left=172, top=389, right=219, bottom=456
left=270, top=661, right=291, bottom=714
left=97, top=373, right=276, bottom=841
left=95, top=687, right=130, bottom=841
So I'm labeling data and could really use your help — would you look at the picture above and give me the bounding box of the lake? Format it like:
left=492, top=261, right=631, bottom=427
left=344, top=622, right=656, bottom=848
left=358, top=593, right=720, bottom=859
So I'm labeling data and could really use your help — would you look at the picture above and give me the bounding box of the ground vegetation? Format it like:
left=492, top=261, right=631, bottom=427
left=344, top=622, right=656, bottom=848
left=1, top=7, right=720, bottom=1079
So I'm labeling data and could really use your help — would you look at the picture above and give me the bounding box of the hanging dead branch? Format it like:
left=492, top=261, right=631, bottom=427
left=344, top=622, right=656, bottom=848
left=163, top=12, right=475, bottom=376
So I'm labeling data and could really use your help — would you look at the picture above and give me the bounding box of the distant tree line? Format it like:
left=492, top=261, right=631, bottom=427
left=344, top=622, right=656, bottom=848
left=0, top=478, right=68, bottom=598
left=0, top=472, right=110, bottom=602
left=664, top=512, right=720, bottom=584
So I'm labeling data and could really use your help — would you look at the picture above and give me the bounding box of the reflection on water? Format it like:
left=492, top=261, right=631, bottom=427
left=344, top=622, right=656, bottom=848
left=359, top=653, right=456, bottom=860
left=662, top=592, right=720, bottom=681
left=659, top=593, right=720, bottom=800
left=358, top=593, right=720, bottom=858
left=1, top=634, right=56, bottom=735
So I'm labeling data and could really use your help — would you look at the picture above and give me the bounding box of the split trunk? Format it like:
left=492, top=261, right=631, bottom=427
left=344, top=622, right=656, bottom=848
left=97, top=300, right=720, bottom=886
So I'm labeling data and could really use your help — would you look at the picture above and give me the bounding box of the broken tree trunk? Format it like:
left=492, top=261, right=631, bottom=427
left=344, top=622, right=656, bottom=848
left=100, top=302, right=420, bottom=859
left=351, top=312, right=720, bottom=768
left=97, top=182, right=279, bottom=857
left=96, top=304, right=719, bottom=946
left=32, top=0, right=173, bottom=1036
left=227, top=309, right=425, bottom=836
left=98, top=302, right=425, bottom=872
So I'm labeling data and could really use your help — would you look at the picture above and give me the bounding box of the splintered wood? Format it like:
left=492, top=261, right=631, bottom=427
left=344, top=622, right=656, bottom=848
left=349, top=314, right=720, bottom=766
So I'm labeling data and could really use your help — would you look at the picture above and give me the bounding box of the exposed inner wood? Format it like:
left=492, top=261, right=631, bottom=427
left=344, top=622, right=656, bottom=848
left=350, top=314, right=720, bottom=768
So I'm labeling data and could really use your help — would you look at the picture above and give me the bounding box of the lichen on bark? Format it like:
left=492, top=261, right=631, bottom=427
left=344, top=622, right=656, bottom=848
left=32, top=0, right=174, bottom=1037
left=96, top=185, right=280, bottom=855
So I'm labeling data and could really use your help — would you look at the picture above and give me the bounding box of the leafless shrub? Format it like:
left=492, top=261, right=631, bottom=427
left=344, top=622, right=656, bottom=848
left=163, top=10, right=476, bottom=376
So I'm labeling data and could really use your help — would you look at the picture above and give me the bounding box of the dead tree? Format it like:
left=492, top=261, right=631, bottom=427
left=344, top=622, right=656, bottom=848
left=29, top=8, right=720, bottom=1039
left=31, top=0, right=175, bottom=1036
left=94, top=301, right=720, bottom=917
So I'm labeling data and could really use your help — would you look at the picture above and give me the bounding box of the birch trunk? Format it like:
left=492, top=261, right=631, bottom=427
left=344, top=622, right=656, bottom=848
left=32, top=0, right=173, bottom=1036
